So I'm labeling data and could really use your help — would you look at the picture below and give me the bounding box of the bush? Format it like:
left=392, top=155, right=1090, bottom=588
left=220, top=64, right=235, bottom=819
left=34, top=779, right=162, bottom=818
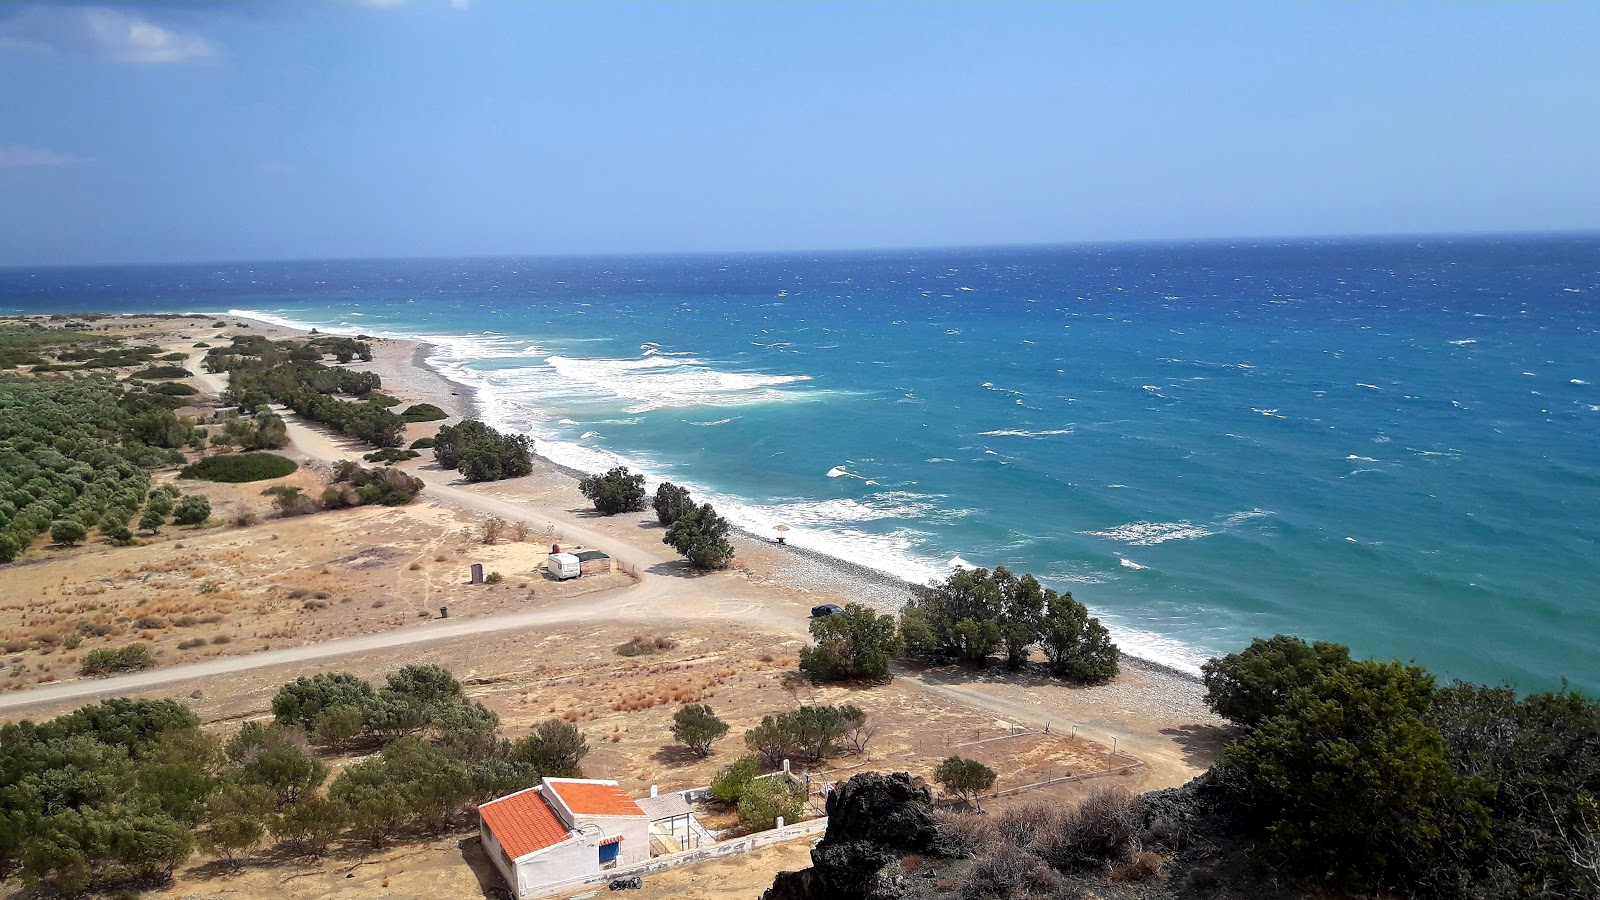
left=1039, top=590, right=1120, bottom=682
left=935, top=756, right=997, bottom=809
left=400, top=403, right=448, bottom=423
left=132, top=365, right=193, bottom=379
left=50, top=518, right=87, bottom=546
left=743, top=705, right=860, bottom=765
left=710, top=755, right=762, bottom=804
left=172, top=494, right=211, bottom=526
left=409, top=436, right=436, bottom=449
left=506, top=719, right=589, bottom=779
left=663, top=502, right=735, bottom=570
left=363, top=447, right=419, bottom=465
left=433, top=419, right=532, bottom=482
left=579, top=465, right=647, bottom=515
left=1212, top=658, right=1492, bottom=892
left=80, top=643, right=157, bottom=676
left=180, top=453, right=298, bottom=483
left=671, top=704, right=731, bottom=757
left=272, top=671, right=377, bottom=731
left=484, top=571, right=504, bottom=584
left=151, top=381, right=199, bottom=396
left=653, top=481, right=694, bottom=526
left=737, top=776, right=804, bottom=831
left=800, top=603, right=903, bottom=682
left=1202, top=634, right=1352, bottom=727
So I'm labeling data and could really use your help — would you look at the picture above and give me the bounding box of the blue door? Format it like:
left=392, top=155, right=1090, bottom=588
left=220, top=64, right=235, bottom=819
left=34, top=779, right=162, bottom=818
left=599, top=840, right=620, bottom=865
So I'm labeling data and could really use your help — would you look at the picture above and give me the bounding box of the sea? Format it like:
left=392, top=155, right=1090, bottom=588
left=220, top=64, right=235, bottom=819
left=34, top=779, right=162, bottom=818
left=2, top=235, right=1596, bottom=693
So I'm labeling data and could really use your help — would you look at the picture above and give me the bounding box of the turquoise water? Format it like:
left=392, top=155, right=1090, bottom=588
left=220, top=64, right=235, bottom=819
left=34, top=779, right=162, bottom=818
left=3, top=236, right=1597, bottom=690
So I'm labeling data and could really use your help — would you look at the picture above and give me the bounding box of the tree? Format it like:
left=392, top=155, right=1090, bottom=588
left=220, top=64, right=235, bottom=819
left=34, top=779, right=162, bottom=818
left=225, top=722, right=327, bottom=805
left=432, top=419, right=531, bottom=483
left=272, top=672, right=376, bottom=731
left=710, top=755, right=762, bottom=804
left=935, top=756, right=997, bottom=810
left=995, top=568, right=1047, bottom=670
left=506, top=720, right=589, bottom=779
left=1038, top=591, right=1119, bottom=682
left=579, top=465, right=647, bottom=515
left=272, top=796, right=349, bottom=857
left=737, top=776, right=804, bottom=831
left=310, top=704, right=369, bottom=751
left=744, top=715, right=798, bottom=768
left=49, top=518, right=86, bottom=546
left=653, top=481, right=694, bottom=526
left=663, top=502, right=735, bottom=570
left=1202, top=634, right=1352, bottom=727
left=800, top=603, right=903, bottom=682
left=172, top=494, right=211, bottom=526
left=383, top=663, right=464, bottom=707
left=1213, top=658, right=1493, bottom=892
left=329, top=757, right=409, bottom=848
left=899, top=567, right=1004, bottom=665
left=137, top=505, right=165, bottom=534
left=197, top=782, right=274, bottom=871
left=671, top=704, right=730, bottom=757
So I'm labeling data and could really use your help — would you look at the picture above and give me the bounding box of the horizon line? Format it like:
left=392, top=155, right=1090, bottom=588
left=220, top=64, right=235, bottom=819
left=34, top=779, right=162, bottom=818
left=3, top=226, right=1597, bottom=273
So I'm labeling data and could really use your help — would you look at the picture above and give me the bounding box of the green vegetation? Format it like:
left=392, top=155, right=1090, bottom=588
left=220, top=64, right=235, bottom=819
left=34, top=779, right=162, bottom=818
left=321, top=460, right=424, bottom=508
left=409, top=436, right=436, bottom=449
left=670, top=704, right=731, bottom=757
left=79, top=642, right=158, bottom=676
left=0, top=371, right=187, bottom=563
left=900, top=566, right=1119, bottom=681
left=935, top=755, right=997, bottom=809
left=800, top=602, right=903, bottom=683
left=363, top=447, right=420, bottom=465
left=173, top=494, right=211, bottom=525
left=578, top=465, right=647, bottom=515
left=206, top=336, right=401, bottom=448
left=662, top=501, right=735, bottom=570
left=743, top=705, right=868, bottom=765
left=737, top=776, right=805, bottom=831
left=179, top=452, right=298, bottom=483
left=364, top=392, right=401, bottom=409
left=432, top=419, right=533, bottom=482
left=213, top=411, right=289, bottom=451
left=1, top=665, right=583, bottom=894
left=653, top=480, right=694, bottom=526
left=709, top=755, right=762, bottom=804
left=400, top=403, right=448, bottom=423
left=133, top=365, right=193, bottom=380
left=1199, top=633, right=1600, bottom=897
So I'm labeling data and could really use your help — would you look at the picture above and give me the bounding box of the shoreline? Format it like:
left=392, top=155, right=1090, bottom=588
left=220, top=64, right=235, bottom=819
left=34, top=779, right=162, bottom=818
left=223, top=310, right=1207, bottom=686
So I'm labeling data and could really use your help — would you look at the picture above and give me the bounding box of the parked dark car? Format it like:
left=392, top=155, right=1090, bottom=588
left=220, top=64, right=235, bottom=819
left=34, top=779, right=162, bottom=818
left=810, top=603, right=844, bottom=618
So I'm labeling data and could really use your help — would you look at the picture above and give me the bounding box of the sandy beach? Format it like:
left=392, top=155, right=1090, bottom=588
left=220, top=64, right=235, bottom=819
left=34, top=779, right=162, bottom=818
left=0, top=312, right=1225, bottom=900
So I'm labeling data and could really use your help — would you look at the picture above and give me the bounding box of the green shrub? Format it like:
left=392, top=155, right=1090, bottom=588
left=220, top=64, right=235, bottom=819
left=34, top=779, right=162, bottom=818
left=800, top=603, right=903, bottom=682
left=710, top=755, right=762, bottom=804
left=737, top=776, right=804, bottom=831
left=671, top=703, right=731, bottom=756
left=363, top=448, right=420, bottom=465
left=579, top=466, right=647, bottom=515
left=653, top=481, right=694, bottom=526
left=80, top=643, right=158, bottom=676
left=663, top=502, right=734, bottom=570
left=50, top=518, right=87, bottom=546
left=132, top=365, right=193, bottom=379
left=179, top=453, right=298, bottom=483
left=409, top=436, right=436, bottom=449
left=172, top=494, right=211, bottom=525
left=935, top=756, right=997, bottom=809
left=400, top=403, right=448, bottom=423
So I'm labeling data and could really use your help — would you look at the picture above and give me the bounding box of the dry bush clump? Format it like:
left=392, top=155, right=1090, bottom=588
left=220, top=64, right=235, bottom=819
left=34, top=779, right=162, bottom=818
left=1107, top=851, right=1163, bottom=883
left=935, top=808, right=997, bottom=857
left=1041, top=785, right=1143, bottom=872
left=960, top=842, right=1072, bottom=900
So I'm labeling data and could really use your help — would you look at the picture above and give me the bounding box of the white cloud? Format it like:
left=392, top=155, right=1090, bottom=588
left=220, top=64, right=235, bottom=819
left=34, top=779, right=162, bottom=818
left=0, top=5, right=217, bottom=65
left=0, top=145, right=91, bottom=168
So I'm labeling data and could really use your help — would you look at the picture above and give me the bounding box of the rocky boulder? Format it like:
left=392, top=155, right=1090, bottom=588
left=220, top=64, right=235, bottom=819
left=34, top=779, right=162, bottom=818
left=763, top=771, right=948, bottom=900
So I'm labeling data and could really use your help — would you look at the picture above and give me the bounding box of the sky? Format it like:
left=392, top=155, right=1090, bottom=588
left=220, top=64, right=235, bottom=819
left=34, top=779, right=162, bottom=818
left=1, top=0, right=1597, bottom=267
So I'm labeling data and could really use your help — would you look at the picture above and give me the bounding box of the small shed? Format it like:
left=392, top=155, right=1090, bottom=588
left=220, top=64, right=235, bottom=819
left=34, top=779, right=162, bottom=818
left=574, top=549, right=611, bottom=576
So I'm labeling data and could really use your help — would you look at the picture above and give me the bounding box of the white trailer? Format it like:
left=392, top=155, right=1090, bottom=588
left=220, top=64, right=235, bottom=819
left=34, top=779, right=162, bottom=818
left=545, top=553, right=581, bottom=580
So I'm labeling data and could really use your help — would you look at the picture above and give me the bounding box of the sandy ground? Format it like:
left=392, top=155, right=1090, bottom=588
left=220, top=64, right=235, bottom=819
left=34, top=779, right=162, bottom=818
left=0, top=314, right=1227, bottom=899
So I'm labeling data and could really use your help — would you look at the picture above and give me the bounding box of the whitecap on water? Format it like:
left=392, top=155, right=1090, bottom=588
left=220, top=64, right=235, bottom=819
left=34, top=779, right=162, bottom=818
left=1082, top=521, right=1218, bottom=546
left=976, top=428, right=1075, bottom=437
left=1118, top=557, right=1148, bottom=571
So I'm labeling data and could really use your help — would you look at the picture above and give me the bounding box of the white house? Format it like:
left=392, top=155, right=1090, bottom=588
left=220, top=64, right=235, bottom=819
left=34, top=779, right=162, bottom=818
left=478, top=778, right=651, bottom=898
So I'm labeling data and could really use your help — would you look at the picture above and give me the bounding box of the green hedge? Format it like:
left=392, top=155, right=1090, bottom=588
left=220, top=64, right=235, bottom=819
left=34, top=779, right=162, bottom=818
left=179, top=453, right=298, bottom=483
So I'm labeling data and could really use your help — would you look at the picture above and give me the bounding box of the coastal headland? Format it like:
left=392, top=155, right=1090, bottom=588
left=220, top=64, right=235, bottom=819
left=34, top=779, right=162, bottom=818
left=0, top=313, right=1222, bottom=899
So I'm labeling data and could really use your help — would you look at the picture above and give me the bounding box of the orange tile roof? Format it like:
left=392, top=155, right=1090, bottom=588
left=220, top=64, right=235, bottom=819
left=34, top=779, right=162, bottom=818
left=479, top=790, right=572, bottom=860
left=547, top=780, right=646, bottom=817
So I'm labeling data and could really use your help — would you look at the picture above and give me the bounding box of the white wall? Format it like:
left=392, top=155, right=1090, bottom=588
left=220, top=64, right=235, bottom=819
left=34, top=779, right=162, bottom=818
left=569, top=812, right=651, bottom=866
left=513, top=836, right=591, bottom=898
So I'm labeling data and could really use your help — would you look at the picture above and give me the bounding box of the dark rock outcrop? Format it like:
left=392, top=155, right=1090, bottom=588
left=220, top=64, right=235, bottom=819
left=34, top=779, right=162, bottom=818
left=763, top=771, right=948, bottom=900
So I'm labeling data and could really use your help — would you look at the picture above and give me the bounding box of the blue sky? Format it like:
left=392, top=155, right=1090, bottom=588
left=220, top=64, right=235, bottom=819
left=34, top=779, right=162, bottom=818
left=1, top=1, right=1597, bottom=266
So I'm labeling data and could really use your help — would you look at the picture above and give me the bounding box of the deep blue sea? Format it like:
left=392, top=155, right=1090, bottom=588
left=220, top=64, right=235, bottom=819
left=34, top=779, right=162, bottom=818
left=3, top=236, right=1597, bottom=691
